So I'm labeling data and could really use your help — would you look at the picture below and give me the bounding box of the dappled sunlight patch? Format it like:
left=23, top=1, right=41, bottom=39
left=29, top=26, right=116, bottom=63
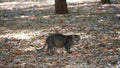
left=0, top=1, right=40, bottom=9
left=24, top=46, right=36, bottom=52
left=0, top=33, right=33, bottom=39
left=20, top=15, right=33, bottom=19
left=42, top=15, right=50, bottom=19
left=15, top=15, right=37, bottom=21
left=80, top=32, right=92, bottom=39
left=115, top=14, right=120, bottom=17
left=0, top=29, right=47, bottom=40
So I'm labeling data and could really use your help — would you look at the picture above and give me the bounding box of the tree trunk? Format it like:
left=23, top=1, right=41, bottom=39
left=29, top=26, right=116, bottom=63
left=101, top=0, right=111, bottom=4
left=55, top=0, right=68, bottom=14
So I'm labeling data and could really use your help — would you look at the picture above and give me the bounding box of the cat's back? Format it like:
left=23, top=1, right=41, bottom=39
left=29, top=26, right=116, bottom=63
left=46, top=33, right=66, bottom=41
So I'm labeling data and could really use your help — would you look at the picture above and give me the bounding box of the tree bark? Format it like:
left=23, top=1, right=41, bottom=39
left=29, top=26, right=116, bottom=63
left=101, top=0, right=111, bottom=4
left=55, top=0, right=68, bottom=14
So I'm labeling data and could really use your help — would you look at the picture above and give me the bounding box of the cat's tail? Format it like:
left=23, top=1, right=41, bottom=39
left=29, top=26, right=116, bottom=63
left=36, top=43, right=47, bottom=52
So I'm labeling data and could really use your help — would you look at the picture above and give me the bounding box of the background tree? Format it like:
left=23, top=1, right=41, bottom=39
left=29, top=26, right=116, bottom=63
left=101, top=0, right=111, bottom=4
left=55, top=0, right=68, bottom=14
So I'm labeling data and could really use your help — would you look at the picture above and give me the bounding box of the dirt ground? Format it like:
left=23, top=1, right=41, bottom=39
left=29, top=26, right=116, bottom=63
left=0, top=1, right=120, bottom=68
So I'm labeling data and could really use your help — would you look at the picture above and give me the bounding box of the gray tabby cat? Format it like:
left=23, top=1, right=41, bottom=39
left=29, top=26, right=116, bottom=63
left=36, top=33, right=80, bottom=53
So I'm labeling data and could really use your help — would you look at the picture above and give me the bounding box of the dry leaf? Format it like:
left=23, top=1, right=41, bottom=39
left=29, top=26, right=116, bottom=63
left=11, top=49, right=23, bottom=54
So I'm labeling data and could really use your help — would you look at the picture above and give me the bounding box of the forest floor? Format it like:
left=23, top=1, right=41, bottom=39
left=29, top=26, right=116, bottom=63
left=0, top=1, right=120, bottom=68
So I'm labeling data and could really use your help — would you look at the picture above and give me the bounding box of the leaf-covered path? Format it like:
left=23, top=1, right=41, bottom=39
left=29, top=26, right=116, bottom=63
left=0, top=1, right=120, bottom=68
